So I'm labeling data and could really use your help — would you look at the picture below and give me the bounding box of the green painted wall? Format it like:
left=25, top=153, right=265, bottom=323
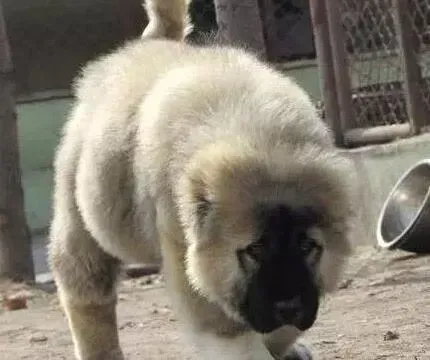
left=18, top=98, right=73, bottom=233
left=282, top=63, right=322, bottom=102
left=18, top=63, right=322, bottom=235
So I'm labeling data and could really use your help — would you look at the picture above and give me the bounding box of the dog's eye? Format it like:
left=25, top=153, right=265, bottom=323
left=245, top=242, right=265, bottom=263
left=237, top=243, right=265, bottom=273
left=299, top=236, right=320, bottom=256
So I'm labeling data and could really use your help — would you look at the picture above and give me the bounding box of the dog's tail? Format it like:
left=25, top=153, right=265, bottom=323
left=141, top=0, right=193, bottom=41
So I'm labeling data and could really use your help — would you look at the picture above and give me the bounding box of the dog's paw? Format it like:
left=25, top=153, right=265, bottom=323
left=283, top=342, right=313, bottom=360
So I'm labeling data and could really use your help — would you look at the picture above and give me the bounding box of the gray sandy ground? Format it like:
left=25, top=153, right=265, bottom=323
left=1, top=245, right=430, bottom=360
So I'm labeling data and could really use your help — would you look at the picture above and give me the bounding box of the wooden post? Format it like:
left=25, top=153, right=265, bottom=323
left=309, top=0, right=343, bottom=146
left=0, top=0, right=35, bottom=282
left=393, top=0, right=429, bottom=133
left=325, top=0, right=355, bottom=143
left=213, top=0, right=267, bottom=58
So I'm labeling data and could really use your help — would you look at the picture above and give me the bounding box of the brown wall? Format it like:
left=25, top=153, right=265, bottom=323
left=3, top=0, right=146, bottom=96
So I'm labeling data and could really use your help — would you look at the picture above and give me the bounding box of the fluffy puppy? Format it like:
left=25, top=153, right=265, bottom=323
left=48, top=1, right=357, bottom=359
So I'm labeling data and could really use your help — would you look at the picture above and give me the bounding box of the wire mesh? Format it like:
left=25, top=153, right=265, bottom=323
left=409, top=0, right=430, bottom=115
left=340, top=0, right=408, bottom=128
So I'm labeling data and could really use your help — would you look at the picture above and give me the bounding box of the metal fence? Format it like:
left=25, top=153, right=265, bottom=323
left=310, top=0, right=430, bottom=147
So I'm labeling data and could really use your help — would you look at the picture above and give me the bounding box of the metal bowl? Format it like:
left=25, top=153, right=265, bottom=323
left=376, top=159, right=430, bottom=253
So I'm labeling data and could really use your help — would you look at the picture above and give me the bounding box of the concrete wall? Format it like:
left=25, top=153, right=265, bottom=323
left=344, top=134, right=430, bottom=247
left=18, top=98, right=72, bottom=233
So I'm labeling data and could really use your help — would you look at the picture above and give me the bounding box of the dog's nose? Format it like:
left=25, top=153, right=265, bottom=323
left=274, top=297, right=302, bottom=322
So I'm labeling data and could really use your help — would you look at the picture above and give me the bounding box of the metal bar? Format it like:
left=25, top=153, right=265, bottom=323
left=393, top=0, right=429, bottom=133
left=325, top=0, right=355, bottom=141
left=344, top=123, right=411, bottom=146
left=309, top=0, right=343, bottom=146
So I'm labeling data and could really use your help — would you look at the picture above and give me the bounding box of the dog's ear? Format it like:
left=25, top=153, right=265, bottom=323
left=177, top=164, right=217, bottom=246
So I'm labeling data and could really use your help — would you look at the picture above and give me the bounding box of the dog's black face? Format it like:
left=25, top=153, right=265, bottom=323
left=238, top=205, right=322, bottom=333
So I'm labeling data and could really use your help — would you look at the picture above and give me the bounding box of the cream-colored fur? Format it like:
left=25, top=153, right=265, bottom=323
left=49, top=1, right=357, bottom=359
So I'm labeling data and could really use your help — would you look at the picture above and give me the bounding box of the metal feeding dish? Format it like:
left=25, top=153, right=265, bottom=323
left=377, top=159, right=430, bottom=253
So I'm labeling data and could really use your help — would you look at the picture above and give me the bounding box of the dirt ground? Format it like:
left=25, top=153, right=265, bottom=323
left=1, top=245, right=430, bottom=360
